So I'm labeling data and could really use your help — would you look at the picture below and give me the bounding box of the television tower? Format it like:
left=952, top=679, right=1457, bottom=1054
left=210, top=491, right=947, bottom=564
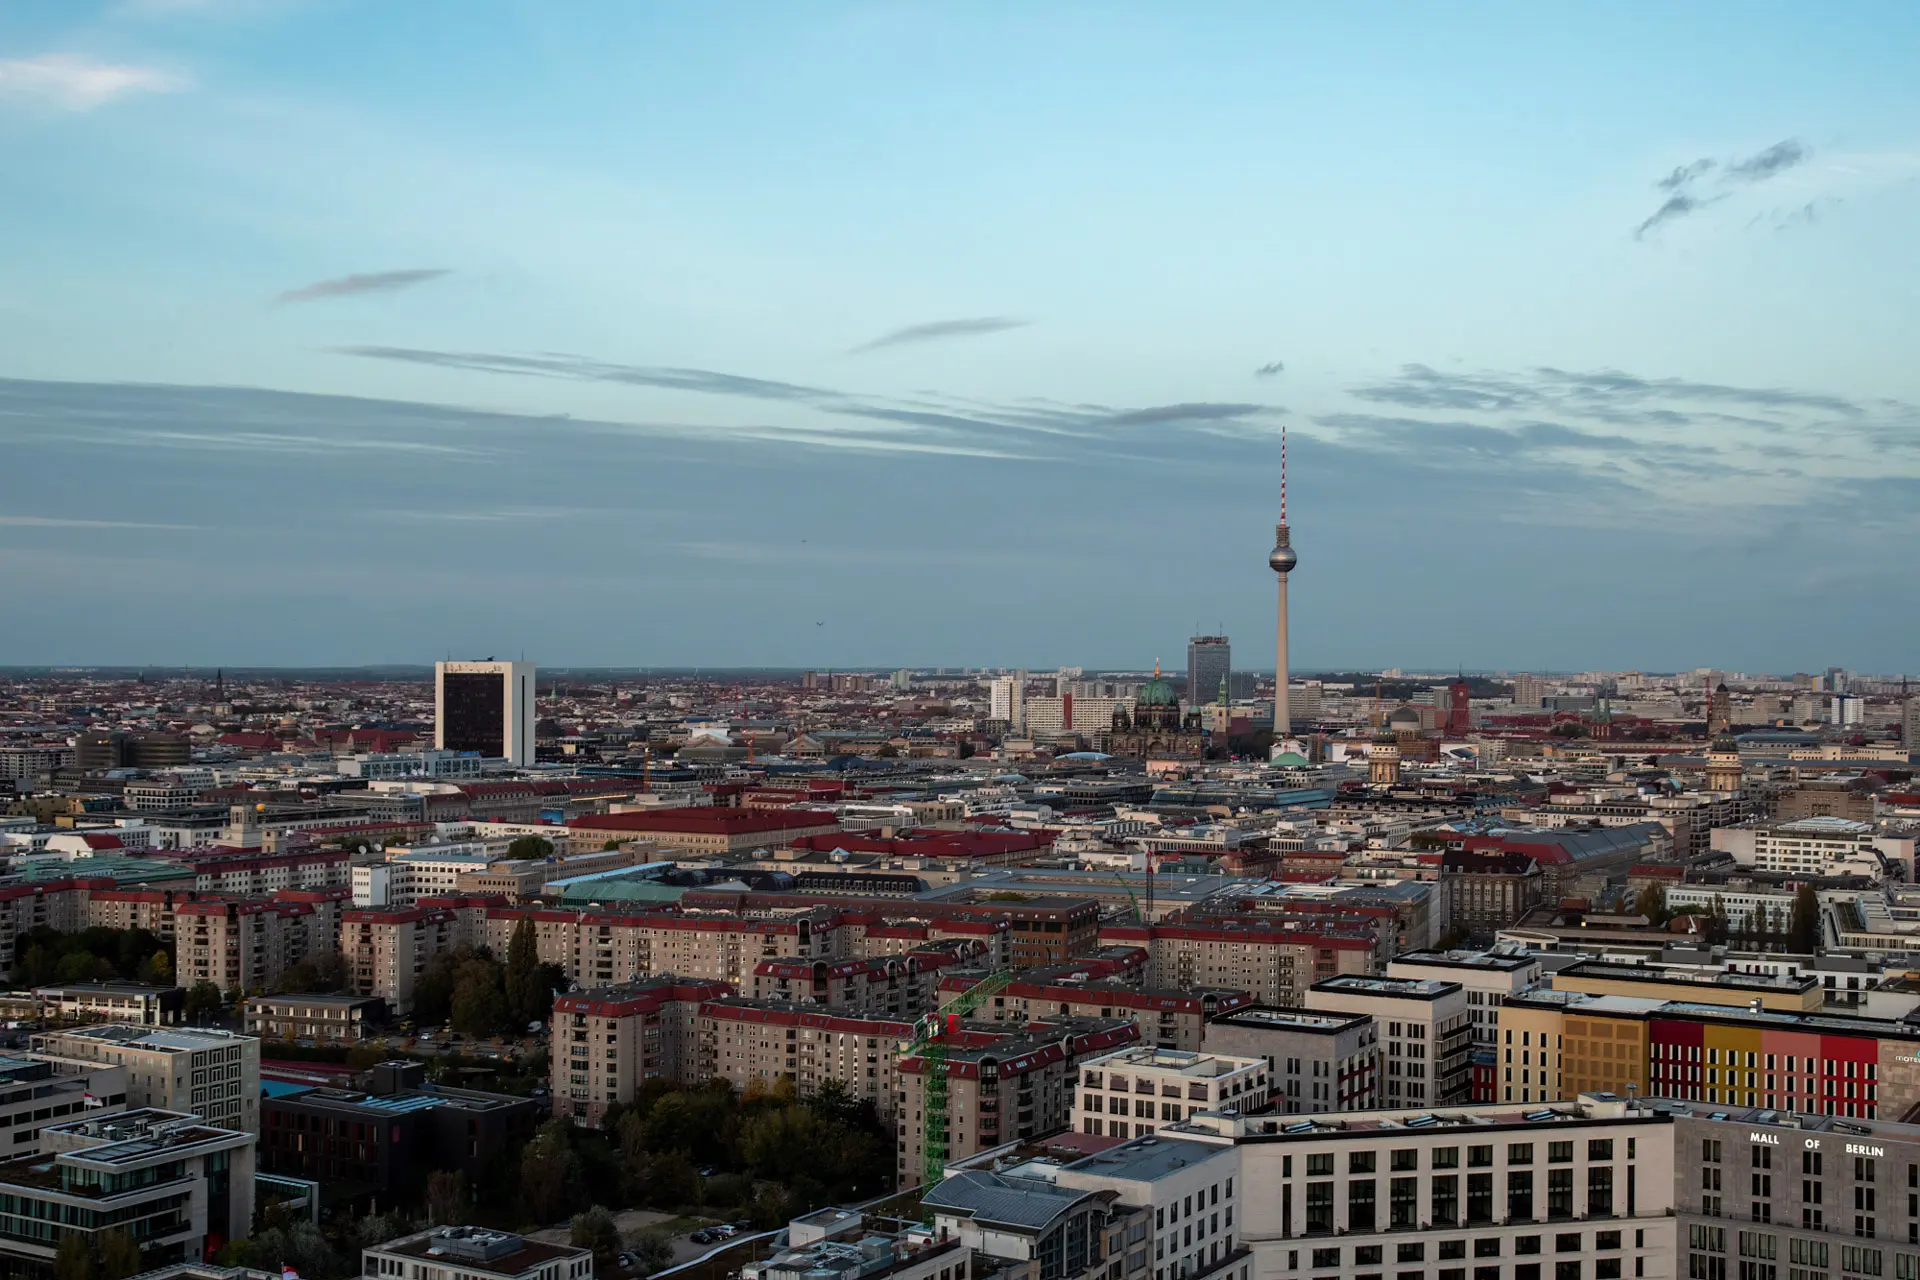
left=1269, top=426, right=1299, bottom=738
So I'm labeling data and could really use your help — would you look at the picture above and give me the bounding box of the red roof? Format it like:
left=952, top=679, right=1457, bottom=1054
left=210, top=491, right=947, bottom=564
left=570, top=809, right=840, bottom=836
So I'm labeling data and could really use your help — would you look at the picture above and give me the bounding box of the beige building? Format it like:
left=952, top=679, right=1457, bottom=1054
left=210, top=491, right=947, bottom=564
left=1071, top=1045, right=1267, bottom=1140
left=1100, top=919, right=1381, bottom=1006
left=550, top=979, right=733, bottom=1127
left=482, top=905, right=846, bottom=989
left=176, top=897, right=324, bottom=995
left=699, top=998, right=913, bottom=1122
left=341, top=904, right=464, bottom=1013
left=948, top=976, right=1252, bottom=1052
left=33, top=1024, right=261, bottom=1134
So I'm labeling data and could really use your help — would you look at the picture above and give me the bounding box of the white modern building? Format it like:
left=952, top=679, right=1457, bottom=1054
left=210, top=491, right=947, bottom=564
left=1305, top=975, right=1473, bottom=1106
left=1710, top=817, right=1918, bottom=880
left=1387, top=950, right=1543, bottom=1048
left=435, top=660, right=537, bottom=768
left=1074, top=1046, right=1268, bottom=1140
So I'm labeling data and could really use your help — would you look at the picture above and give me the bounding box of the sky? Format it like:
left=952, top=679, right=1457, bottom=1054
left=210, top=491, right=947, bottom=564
left=4, top=2, right=1920, bottom=673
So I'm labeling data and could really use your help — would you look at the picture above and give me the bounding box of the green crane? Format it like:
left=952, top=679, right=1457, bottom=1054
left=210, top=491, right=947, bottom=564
left=902, top=968, right=1013, bottom=1192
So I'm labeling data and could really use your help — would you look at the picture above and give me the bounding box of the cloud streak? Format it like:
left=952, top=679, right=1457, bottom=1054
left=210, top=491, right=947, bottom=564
left=0, top=515, right=199, bottom=530
left=850, top=316, right=1026, bottom=352
left=275, top=268, right=450, bottom=305
left=1254, top=361, right=1285, bottom=378
left=0, top=54, right=188, bottom=110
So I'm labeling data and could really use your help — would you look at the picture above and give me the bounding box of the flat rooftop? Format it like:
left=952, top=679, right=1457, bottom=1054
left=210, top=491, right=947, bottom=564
left=1393, top=949, right=1538, bottom=973
left=1062, top=1133, right=1234, bottom=1182
left=1206, top=1006, right=1371, bottom=1034
left=45, top=1025, right=253, bottom=1054
left=377, top=1229, right=586, bottom=1277
left=1311, top=975, right=1461, bottom=999
left=1085, top=1046, right=1260, bottom=1076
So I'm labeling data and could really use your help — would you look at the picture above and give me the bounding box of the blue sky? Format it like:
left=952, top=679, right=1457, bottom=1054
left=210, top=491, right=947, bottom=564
left=4, top=2, right=1920, bottom=672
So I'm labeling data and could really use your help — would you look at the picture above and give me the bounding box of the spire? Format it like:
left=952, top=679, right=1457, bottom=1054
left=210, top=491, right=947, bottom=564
left=1280, top=424, right=1288, bottom=525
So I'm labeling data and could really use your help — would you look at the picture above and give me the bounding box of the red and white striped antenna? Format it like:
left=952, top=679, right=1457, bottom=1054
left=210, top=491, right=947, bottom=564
left=1280, top=424, right=1288, bottom=524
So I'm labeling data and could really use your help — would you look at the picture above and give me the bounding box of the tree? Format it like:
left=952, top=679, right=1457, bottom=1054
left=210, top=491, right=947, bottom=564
left=184, top=980, right=223, bottom=1024
left=427, top=1169, right=469, bottom=1226
left=1633, top=883, right=1668, bottom=925
left=140, top=951, right=172, bottom=985
left=55, top=1233, right=90, bottom=1280
left=506, top=918, right=546, bottom=1027
left=507, top=835, right=555, bottom=860
left=1791, top=884, right=1822, bottom=952
left=570, top=1207, right=621, bottom=1266
left=627, top=1230, right=675, bottom=1276
left=1706, top=894, right=1732, bottom=946
left=520, top=1120, right=580, bottom=1225
left=602, top=839, right=624, bottom=851
left=94, top=1229, right=142, bottom=1280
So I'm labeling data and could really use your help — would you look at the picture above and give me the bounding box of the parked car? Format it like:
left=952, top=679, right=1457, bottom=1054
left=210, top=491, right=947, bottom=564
left=690, top=1230, right=716, bottom=1245
left=713, top=1225, right=739, bottom=1239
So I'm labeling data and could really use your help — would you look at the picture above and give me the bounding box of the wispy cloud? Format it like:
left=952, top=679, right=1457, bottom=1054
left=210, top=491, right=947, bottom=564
left=850, top=316, right=1026, bottom=353
left=334, top=344, right=1280, bottom=455
left=0, top=54, right=188, bottom=110
left=1254, top=361, right=1285, bottom=378
left=1726, top=139, right=1808, bottom=184
left=275, top=268, right=449, bottom=305
left=0, top=515, right=199, bottom=530
left=1635, top=139, right=1809, bottom=239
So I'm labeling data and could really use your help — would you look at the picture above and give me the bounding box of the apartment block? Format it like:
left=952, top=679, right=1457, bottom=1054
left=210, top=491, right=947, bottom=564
left=1100, top=919, right=1381, bottom=1007
left=1202, top=1006, right=1380, bottom=1114
left=950, top=975, right=1253, bottom=1052
left=175, top=898, right=319, bottom=996
left=749, top=954, right=957, bottom=1019
left=33, top=1024, right=261, bottom=1134
left=549, top=979, right=733, bottom=1128
left=698, top=999, right=912, bottom=1122
left=481, top=905, right=846, bottom=989
left=340, top=905, right=463, bottom=1013
left=1072, top=1046, right=1268, bottom=1140
left=897, top=1016, right=1139, bottom=1188
left=1306, top=975, right=1473, bottom=1107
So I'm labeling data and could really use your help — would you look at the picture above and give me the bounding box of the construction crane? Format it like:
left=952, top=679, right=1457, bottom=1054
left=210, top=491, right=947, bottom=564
left=901, top=968, right=1013, bottom=1192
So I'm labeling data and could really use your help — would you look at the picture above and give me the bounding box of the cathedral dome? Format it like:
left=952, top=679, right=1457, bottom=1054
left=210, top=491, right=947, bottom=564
left=1138, top=675, right=1177, bottom=707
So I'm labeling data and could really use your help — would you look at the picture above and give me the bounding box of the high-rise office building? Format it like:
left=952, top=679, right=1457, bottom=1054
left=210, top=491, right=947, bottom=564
left=435, top=660, right=536, bottom=766
left=1187, top=636, right=1231, bottom=705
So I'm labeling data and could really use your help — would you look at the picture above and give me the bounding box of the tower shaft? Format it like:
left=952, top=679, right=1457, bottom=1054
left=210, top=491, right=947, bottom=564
left=1275, top=571, right=1290, bottom=736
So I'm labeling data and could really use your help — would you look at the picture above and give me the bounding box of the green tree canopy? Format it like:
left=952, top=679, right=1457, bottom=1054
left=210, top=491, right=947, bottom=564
left=507, top=835, right=555, bottom=860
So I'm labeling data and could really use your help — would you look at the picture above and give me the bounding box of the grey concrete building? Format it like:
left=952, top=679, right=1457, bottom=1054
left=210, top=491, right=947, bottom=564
left=1201, top=1006, right=1379, bottom=1115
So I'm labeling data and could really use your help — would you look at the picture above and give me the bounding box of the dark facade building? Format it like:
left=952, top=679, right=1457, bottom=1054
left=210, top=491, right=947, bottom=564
left=258, top=1062, right=542, bottom=1201
left=1187, top=636, right=1231, bottom=707
left=74, top=731, right=189, bottom=771
left=1441, top=848, right=1545, bottom=940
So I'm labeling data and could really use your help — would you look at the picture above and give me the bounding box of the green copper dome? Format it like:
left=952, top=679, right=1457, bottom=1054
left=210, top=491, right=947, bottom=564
left=1138, top=675, right=1177, bottom=707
